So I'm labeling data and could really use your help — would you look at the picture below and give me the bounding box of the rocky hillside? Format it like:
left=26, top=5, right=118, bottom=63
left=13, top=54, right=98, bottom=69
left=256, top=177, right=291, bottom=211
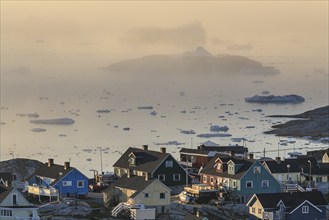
left=265, top=106, right=329, bottom=139
left=0, top=158, right=44, bottom=181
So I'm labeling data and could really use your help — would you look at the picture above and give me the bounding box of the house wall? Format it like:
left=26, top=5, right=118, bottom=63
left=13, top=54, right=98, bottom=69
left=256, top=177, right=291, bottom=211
left=53, top=169, right=88, bottom=198
left=322, top=153, right=329, bottom=163
left=249, top=199, right=264, bottom=219
left=312, top=174, right=329, bottom=183
left=153, top=155, right=191, bottom=186
left=240, top=161, right=281, bottom=202
left=286, top=205, right=326, bottom=220
left=0, top=188, right=30, bottom=206
left=272, top=172, right=304, bottom=183
left=129, top=180, right=171, bottom=214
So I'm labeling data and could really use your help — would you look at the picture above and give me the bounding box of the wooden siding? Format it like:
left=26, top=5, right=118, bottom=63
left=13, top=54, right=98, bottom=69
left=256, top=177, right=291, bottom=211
left=240, top=161, right=281, bottom=201
left=153, top=155, right=191, bottom=186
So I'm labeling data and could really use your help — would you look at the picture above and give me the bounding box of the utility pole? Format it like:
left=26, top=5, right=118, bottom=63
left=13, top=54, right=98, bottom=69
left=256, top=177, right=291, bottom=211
left=99, top=147, right=103, bottom=174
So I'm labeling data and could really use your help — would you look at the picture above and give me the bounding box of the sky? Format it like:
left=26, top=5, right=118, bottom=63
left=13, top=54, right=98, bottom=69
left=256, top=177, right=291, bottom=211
left=0, top=1, right=328, bottom=172
left=1, top=1, right=328, bottom=61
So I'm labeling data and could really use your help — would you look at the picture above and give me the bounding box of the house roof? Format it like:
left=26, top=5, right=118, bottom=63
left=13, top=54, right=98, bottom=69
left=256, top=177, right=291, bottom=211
left=25, top=163, right=75, bottom=186
left=263, top=160, right=301, bottom=173
left=307, top=148, right=329, bottom=161
left=113, top=147, right=169, bottom=173
left=0, top=172, right=13, bottom=183
left=114, top=174, right=158, bottom=198
left=0, top=185, right=14, bottom=203
left=200, top=153, right=254, bottom=179
left=248, top=191, right=328, bottom=212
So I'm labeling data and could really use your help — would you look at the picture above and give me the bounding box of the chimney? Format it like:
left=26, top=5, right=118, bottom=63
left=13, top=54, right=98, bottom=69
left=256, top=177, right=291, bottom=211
left=230, top=151, right=235, bottom=157
left=275, top=157, right=281, bottom=164
left=248, top=153, right=254, bottom=160
left=48, top=159, right=54, bottom=167
left=64, top=161, right=70, bottom=170
left=142, top=145, right=148, bottom=151
left=145, top=172, right=150, bottom=181
left=160, top=147, right=166, bottom=154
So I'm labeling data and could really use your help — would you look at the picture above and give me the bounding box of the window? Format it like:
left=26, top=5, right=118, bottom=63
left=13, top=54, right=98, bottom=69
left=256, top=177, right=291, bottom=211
left=0, top=209, right=13, bottom=216
left=252, top=207, right=255, bottom=214
left=12, top=195, right=17, bottom=205
left=77, top=180, right=84, bottom=188
left=158, top=174, right=165, bottom=181
left=253, top=166, right=261, bottom=174
left=261, top=180, right=269, bottom=188
left=232, top=180, right=237, bottom=188
left=258, top=208, right=262, bottom=215
left=246, top=181, right=253, bottom=188
left=160, top=192, right=166, bottom=199
left=166, top=161, right=173, bottom=167
left=302, top=206, right=309, bottom=214
left=316, top=177, right=322, bottom=182
left=62, top=181, right=72, bottom=186
left=203, top=176, right=207, bottom=183
left=217, top=163, right=222, bottom=171
left=129, top=157, right=135, bottom=165
left=173, top=174, right=181, bottom=181
left=144, top=193, right=149, bottom=198
left=280, top=204, right=285, bottom=213
left=210, top=177, right=214, bottom=183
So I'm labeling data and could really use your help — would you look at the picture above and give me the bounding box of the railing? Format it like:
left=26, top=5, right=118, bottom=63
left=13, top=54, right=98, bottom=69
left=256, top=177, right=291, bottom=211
left=27, top=185, right=58, bottom=197
left=284, top=183, right=305, bottom=192
left=15, top=217, right=40, bottom=220
left=111, top=202, right=130, bottom=217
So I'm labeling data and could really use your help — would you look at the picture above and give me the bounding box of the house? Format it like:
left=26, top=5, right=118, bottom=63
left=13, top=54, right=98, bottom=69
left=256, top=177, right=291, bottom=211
left=0, top=173, right=14, bottom=187
left=306, top=148, right=329, bottom=163
left=0, top=185, right=40, bottom=220
left=262, top=158, right=304, bottom=184
left=26, top=159, right=88, bottom=199
left=200, top=154, right=281, bottom=203
left=104, top=174, right=171, bottom=216
left=113, top=145, right=191, bottom=187
left=246, top=191, right=328, bottom=220
left=179, top=144, right=248, bottom=171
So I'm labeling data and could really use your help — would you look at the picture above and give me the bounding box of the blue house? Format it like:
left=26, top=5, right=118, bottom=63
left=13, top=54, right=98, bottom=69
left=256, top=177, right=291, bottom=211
left=246, top=191, right=327, bottom=220
left=200, top=154, right=281, bottom=203
left=27, top=159, right=88, bottom=199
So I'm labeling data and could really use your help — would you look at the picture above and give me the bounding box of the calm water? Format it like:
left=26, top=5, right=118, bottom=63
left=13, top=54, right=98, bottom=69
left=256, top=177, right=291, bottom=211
left=1, top=54, right=328, bottom=177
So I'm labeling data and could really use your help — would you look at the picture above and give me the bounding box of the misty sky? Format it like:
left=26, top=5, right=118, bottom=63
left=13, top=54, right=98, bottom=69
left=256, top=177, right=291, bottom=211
left=1, top=1, right=328, bottom=62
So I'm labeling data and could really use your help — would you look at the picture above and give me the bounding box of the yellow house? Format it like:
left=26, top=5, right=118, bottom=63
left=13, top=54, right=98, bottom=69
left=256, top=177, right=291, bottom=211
left=104, top=174, right=171, bottom=215
left=0, top=185, right=40, bottom=220
left=262, top=160, right=305, bottom=183
left=322, top=152, right=329, bottom=163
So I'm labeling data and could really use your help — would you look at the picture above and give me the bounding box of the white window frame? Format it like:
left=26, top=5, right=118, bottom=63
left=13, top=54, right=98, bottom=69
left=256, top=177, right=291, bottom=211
left=261, top=180, right=269, bottom=188
left=302, top=206, right=309, bottom=214
left=246, top=181, right=253, bottom=188
left=173, top=174, right=181, bottom=181
left=258, top=208, right=262, bottom=215
left=252, top=207, right=255, bottom=214
left=158, top=174, right=165, bottom=181
left=77, top=180, right=84, bottom=188
left=232, top=180, right=237, bottom=188
left=166, top=161, right=173, bottom=167
left=203, top=176, right=207, bottom=183
left=253, top=166, right=261, bottom=174
left=0, top=209, right=13, bottom=216
left=62, top=181, right=72, bottom=187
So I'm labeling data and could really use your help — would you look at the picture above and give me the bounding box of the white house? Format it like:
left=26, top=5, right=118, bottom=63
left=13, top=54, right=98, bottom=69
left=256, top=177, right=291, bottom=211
left=0, top=185, right=39, bottom=220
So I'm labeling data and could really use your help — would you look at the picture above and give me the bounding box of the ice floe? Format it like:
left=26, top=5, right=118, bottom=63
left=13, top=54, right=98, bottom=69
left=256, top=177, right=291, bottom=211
left=30, top=118, right=75, bottom=125
left=209, top=125, right=229, bottom=132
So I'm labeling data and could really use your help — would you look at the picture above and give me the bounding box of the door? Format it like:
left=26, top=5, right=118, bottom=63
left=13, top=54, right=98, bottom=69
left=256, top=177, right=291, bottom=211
left=278, top=174, right=282, bottom=183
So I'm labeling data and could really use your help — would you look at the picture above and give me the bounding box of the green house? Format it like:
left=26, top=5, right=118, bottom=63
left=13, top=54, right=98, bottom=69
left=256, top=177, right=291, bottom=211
left=200, top=154, right=281, bottom=203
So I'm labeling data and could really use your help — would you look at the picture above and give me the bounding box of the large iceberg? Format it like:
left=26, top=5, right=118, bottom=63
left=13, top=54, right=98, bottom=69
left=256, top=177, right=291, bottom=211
left=30, top=118, right=75, bottom=125
left=245, top=94, right=305, bottom=103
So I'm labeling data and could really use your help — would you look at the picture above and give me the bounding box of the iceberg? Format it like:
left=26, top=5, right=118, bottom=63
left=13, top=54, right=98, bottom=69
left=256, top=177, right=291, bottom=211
left=245, top=94, right=305, bottom=103
left=197, top=133, right=232, bottom=138
left=30, top=118, right=75, bottom=125
left=209, top=125, right=229, bottom=132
